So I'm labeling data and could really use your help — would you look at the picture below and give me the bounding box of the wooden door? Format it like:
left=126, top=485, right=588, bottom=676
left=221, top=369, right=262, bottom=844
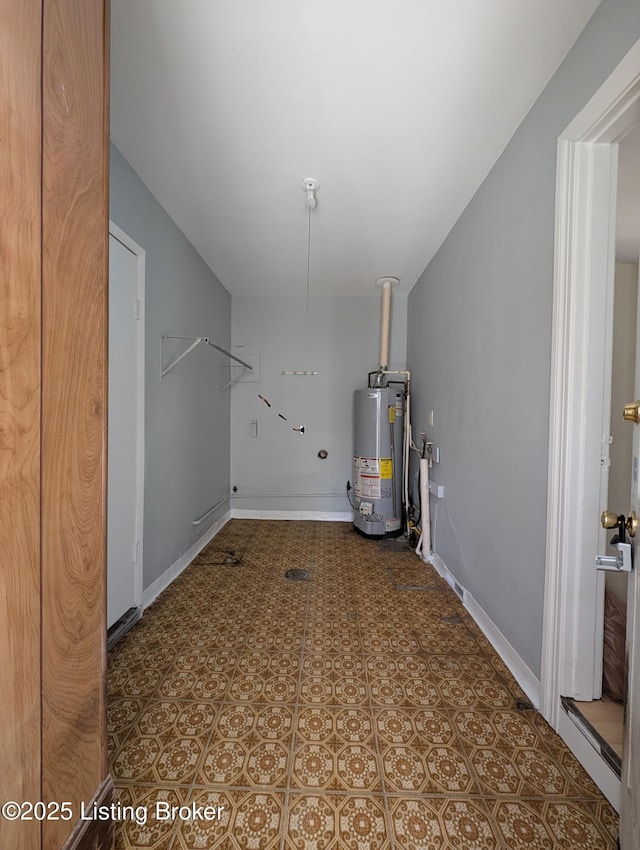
left=41, top=0, right=110, bottom=847
left=1, top=1, right=111, bottom=848
left=0, top=3, right=43, bottom=849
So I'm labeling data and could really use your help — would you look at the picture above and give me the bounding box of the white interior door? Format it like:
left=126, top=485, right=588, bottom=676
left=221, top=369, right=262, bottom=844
left=620, top=263, right=640, bottom=848
left=107, top=231, right=143, bottom=627
left=543, top=37, right=640, bottom=811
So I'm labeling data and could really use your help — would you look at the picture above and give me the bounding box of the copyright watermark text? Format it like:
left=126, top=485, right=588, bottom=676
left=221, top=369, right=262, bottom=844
left=1, top=800, right=226, bottom=827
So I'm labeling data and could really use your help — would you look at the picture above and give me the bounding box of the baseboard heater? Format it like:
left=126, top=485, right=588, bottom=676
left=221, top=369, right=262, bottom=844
left=107, top=606, right=142, bottom=651
left=560, top=695, right=621, bottom=778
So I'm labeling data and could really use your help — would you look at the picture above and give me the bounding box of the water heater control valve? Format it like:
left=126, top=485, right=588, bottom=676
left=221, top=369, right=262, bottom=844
left=359, top=502, right=374, bottom=516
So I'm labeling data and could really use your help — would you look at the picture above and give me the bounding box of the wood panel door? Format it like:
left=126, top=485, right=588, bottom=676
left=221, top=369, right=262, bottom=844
left=1, top=1, right=111, bottom=849
left=0, top=2, right=42, bottom=849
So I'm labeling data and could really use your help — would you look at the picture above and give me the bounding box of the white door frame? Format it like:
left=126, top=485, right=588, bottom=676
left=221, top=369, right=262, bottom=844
left=109, top=221, right=145, bottom=611
left=542, top=41, right=640, bottom=808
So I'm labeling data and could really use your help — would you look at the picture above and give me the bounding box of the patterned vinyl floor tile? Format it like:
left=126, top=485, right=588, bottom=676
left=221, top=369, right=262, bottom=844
left=108, top=697, right=145, bottom=753
left=283, top=793, right=341, bottom=850
left=489, top=797, right=615, bottom=849
left=390, top=795, right=502, bottom=849
left=113, top=784, right=185, bottom=850
left=174, top=789, right=285, bottom=850
left=284, top=793, right=391, bottom=850
left=108, top=519, right=619, bottom=849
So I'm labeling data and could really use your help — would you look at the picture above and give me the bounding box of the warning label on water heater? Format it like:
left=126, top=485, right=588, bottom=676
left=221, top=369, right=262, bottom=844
left=353, top=457, right=392, bottom=499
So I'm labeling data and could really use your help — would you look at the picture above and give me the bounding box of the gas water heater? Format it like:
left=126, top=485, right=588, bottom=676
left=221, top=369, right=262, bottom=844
left=352, top=386, right=405, bottom=537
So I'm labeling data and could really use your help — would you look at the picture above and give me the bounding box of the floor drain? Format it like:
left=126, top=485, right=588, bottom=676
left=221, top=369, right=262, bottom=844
left=284, top=568, right=309, bottom=582
left=515, top=699, right=534, bottom=711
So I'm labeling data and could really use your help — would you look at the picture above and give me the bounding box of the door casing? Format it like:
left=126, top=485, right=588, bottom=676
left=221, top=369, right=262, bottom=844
left=108, top=221, right=145, bottom=619
left=542, top=37, right=640, bottom=810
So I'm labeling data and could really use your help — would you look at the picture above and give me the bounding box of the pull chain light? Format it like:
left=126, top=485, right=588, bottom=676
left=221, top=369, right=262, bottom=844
left=306, top=204, right=312, bottom=311
left=300, top=178, right=319, bottom=311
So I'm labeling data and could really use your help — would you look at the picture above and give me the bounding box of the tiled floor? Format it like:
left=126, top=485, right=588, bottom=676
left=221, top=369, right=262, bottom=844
left=108, top=520, right=618, bottom=849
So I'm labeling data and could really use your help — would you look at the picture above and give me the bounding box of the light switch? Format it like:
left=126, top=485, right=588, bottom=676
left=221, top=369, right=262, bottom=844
left=248, top=418, right=259, bottom=439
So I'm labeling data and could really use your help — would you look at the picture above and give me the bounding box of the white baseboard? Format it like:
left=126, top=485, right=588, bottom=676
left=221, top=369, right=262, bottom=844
left=141, top=519, right=538, bottom=709
left=430, top=554, right=541, bottom=709
left=141, top=510, right=350, bottom=611
left=230, top=509, right=352, bottom=522
left=141, top=510, right=231, bottom=609
left=463, top=590, right=541, bottom=709
left=431, top=554, right=619, bottom=807
left=137, top=519, right=617, bottom=809
left=142, top=526, right=539, bottom=714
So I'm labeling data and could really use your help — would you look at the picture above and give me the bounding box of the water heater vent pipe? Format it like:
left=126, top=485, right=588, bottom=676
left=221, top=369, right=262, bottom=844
left=376, top=277, right=399, bottom=371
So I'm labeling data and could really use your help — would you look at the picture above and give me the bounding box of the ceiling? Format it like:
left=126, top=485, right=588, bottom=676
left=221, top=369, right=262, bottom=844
left=110, top=0, right=600, bottom=297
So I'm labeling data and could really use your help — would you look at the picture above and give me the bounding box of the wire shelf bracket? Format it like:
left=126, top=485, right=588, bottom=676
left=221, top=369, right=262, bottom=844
left=161, top=335, right=253, bottom=388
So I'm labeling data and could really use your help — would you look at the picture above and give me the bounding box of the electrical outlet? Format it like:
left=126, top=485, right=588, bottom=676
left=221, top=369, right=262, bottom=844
left=428, top=481, right=445, bottom=498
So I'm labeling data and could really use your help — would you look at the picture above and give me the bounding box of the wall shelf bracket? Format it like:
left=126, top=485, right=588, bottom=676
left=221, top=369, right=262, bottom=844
left=161, top=335, right=253, bottom=388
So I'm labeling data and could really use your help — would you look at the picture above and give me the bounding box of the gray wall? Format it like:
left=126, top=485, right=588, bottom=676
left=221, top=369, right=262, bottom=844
left=110, top=144, right=232, bottom=589
left=407, top=0, right=640, bottom=677
left=231, top=295, right=407, bottom=514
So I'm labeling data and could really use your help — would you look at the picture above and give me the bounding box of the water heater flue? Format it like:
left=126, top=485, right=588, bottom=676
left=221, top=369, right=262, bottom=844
left=375, top=277, right=399, bottom=371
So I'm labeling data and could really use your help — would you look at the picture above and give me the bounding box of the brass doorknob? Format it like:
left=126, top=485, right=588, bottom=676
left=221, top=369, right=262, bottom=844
left=623, top=401, right=640, bottom=423
left=600, top=510, right=638, bottom=537
left=601, top=511, right=619, bottom=529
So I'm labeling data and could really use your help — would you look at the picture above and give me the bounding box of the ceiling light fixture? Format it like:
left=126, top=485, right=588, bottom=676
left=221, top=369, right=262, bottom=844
left=300, top=178, right=319, bottom=310
left=301, top=177, right=319, bottom=208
